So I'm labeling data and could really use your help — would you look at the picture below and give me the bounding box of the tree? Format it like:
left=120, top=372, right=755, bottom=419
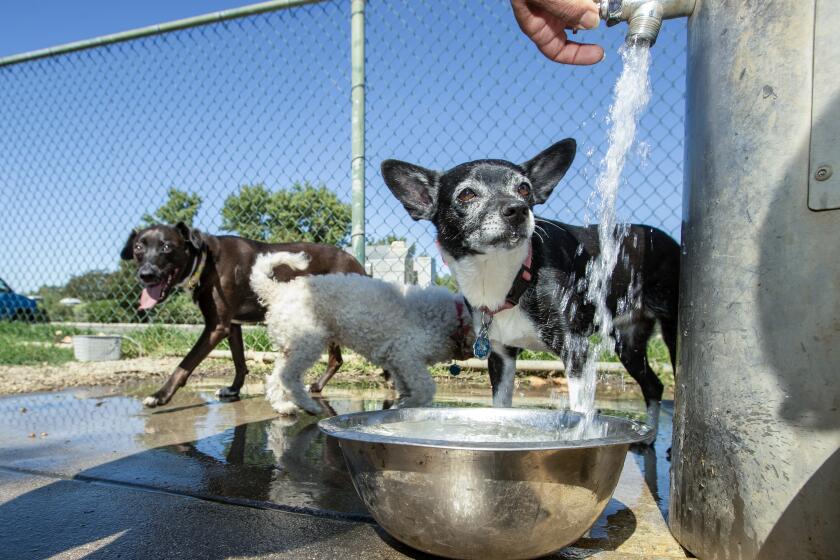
left=61, top=263, right=139, bottom=303
left=221, top=182, right=351, bottom=246
left=142, top=188, right=202, bottom=227
left=435, top=274, right=459, bottom=293
left=63, top=270, right=112, bottom=301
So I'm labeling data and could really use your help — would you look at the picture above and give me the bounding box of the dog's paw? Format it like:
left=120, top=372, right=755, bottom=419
left=301, top=403, right=322, bottom=416
left=143, top=395, right=165, bottom=408
left=215, top=386, right=241, bottom=401
left=270, top=400, right=300, bottom=417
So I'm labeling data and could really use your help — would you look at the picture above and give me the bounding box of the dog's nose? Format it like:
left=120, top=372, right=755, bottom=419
left=139, top=271, right=158, bottom=283
left=501, top=202, right=529, bottom=225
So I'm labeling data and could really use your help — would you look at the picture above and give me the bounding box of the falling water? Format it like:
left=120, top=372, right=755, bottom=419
left=567, top=43, right=652, bottom=426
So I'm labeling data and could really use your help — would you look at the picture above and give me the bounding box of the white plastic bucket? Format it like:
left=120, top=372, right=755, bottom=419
left=73, top=335, right=122, bottom=361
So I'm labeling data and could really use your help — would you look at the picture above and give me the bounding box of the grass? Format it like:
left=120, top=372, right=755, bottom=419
left=0, top=322, right=88, bottom=365
left=518, top=336, right=672, bottom=365
left=0, top=322, right=675, bottom=389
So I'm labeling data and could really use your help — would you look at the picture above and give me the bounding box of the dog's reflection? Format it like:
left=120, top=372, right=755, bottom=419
left=141, top=395, right=362, bottom=511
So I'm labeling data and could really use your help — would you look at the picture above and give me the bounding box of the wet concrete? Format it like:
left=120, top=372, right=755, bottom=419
left=0, top=381, right=686, bottom=559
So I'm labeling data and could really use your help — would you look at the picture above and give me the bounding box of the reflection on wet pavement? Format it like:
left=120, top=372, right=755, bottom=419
left=0, top=382, right=685, bottom=558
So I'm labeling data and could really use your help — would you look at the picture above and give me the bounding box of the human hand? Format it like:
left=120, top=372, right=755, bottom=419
left=511, top=0, right=604, bottom=65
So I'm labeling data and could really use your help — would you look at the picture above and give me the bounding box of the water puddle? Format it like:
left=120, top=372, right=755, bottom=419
left=0, top=382, right=670, bottom=513
left=0, top=383, right=678, bottom=560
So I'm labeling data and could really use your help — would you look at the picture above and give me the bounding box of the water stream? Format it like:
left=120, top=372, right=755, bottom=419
left=567, top=43, right=652, bottom=427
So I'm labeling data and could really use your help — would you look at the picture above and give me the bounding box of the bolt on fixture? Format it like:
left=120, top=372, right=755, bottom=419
left=814, top=165, right=832, bottom=182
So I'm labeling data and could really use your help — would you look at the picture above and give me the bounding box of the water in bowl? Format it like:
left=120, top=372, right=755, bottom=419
left=354, top=416, right=610, bottom=444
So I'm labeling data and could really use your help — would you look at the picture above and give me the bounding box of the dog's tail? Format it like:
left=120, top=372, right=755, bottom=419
left=250, top=251, right=311, bottom=303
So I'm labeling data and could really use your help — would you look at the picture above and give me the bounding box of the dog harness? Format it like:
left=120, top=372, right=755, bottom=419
left=472, top=243, right=534, bottom=359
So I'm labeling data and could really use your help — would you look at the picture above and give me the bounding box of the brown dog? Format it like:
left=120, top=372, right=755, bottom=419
left=120, top=222, right=365, bottom=407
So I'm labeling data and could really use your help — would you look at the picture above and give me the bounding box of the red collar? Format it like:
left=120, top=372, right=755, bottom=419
left=454, top=298, right=469, bottom=334
left=451, top=297, right=474, bottom=360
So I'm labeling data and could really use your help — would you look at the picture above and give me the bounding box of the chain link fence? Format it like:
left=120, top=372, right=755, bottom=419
left=0, top=0, right=685, bottom=358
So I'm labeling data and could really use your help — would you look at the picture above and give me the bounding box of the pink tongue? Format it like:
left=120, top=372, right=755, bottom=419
left=139, top=283, right=165, bottom=310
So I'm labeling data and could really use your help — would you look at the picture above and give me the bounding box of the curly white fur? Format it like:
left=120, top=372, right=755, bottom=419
left=252, top=251, right=470, bottom=415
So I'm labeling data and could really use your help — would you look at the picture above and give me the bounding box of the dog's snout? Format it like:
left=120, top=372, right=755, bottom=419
left=501, top=202, right=529, bottom=224
left=138, top=264, right=161, bottom=284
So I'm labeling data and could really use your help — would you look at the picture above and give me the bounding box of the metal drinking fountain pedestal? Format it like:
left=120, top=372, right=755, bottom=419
left=671, top=0, right=840, bottom=558
left=602, top=0, right=840, bottom=556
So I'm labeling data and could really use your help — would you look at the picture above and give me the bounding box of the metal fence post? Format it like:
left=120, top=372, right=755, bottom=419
left=350, top=0, right=366, bottom=266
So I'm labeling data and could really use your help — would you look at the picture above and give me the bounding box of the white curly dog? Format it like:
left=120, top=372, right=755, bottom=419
left=250, top=251, right=473, bottom=415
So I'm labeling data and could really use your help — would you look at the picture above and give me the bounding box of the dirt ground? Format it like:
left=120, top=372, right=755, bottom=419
left=0, top=356, right=503, bottom=396
left=0, top=356, right=667, bottom=403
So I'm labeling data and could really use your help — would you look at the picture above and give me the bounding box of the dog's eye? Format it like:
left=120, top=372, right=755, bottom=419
left=162, top=243, right=171, bottom=253
left=457, top=188, right=477, bottom=203
left=517, top=182, right=531, bottom=197
left=134, top=243, right=143, bottom=253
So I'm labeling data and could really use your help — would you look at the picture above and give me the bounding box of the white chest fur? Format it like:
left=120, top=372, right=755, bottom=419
left=445, top=244, right=529, bottom=310
left=487, top=306, right=549, bottom=352
left=445, top=243, right=550, bottom=352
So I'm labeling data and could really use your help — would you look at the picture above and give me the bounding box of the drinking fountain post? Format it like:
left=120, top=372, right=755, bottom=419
left=598, top=1, right=840, bottom=557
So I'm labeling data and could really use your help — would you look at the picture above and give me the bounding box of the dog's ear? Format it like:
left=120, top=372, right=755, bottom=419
left=381, top=160, right=439, bottom=221
left=175, top=222, right=204, bottom=252
left=522, top=138, right=576, bottom=205
left=120, top=230, right=138, bottom=260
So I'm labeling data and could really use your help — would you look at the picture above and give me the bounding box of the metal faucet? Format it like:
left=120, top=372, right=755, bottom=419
left=599, top=0, right=695, bottom=46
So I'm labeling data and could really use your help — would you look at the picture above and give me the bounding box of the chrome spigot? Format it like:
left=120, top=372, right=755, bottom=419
left=599, top=0, right=695, bottom=46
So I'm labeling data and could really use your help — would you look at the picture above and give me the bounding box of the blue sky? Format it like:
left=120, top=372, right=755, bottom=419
left=0, top=1, right=686, bottom=292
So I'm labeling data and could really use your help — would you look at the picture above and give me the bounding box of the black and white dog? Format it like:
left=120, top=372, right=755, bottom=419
left=381, top=139, right=680, bottom=437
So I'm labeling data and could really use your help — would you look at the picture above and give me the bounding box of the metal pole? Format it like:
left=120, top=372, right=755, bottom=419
left=0, top=0, right=325, bottom=68
left=671, top=0, right=840, bottom=557
left=350, top=0, right=366, bottom=266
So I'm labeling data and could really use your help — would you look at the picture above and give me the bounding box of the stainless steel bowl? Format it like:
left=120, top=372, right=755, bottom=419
left=319, top=407, right=651, bottom=560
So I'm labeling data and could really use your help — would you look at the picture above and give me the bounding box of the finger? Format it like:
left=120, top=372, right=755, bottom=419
left=545, top=41, right=605, bottom=65
left=528, top=0, right=600, bottom=29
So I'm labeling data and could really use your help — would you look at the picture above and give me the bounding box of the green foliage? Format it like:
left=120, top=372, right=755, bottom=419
left=63, top=270, right=112, bottom=301
left=142, top=188, right=202, bottom=227
left=42, top=261, right=142, bottom=322
left=76, top=299, right=137, bottom=323
left=33, top=285, right=73, bottom=321
left=221, top=182, right=351, bottom=246
left=434, top=274, right=459, bottom=293
left=119, top=324, right=199, bottom=358
left=0, top=322, right=86, bottom=365
left=147, top=293, right=203, bottom=324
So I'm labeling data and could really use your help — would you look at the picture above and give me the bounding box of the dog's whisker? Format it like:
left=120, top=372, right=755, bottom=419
left=535, top=218, right=568, bottom=235
left=533, top=225, right=550, bottom=244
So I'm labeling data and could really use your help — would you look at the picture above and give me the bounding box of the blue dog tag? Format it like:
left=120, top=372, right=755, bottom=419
left=473, top=336, right=491, bottom=359
left=473, top=309, right=493, bottom=359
